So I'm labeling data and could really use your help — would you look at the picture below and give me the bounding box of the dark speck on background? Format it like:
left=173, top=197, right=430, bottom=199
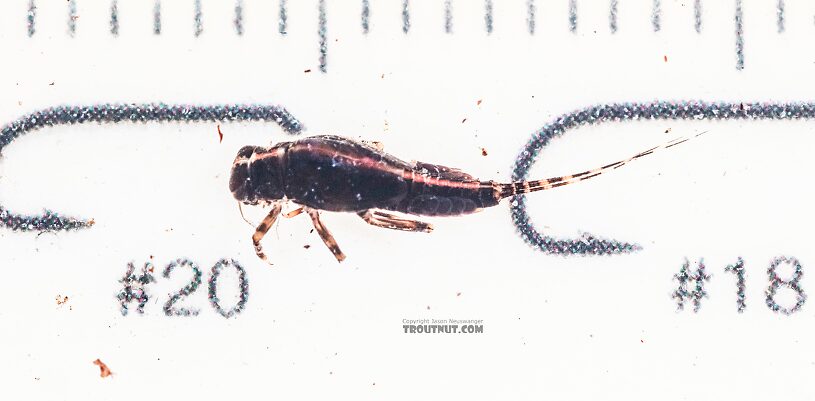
left=304, top=69, right=311, bottom=73
left=481, top=148, right=488, bottom=156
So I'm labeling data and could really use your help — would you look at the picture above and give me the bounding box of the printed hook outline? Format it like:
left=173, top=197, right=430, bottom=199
left=0, top=103, right=303, bottom=232
left=511, top=100, right=814, bottom=255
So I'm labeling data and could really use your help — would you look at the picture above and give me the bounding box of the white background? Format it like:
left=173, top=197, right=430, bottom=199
left=1, top=0, right=815, bottom=400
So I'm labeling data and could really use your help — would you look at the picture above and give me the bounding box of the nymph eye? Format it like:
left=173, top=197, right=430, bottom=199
left=236, top=146, right=258, bottom=159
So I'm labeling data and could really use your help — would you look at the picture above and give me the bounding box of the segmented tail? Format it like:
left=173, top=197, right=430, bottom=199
left=500, top=131, right=706, bottom=199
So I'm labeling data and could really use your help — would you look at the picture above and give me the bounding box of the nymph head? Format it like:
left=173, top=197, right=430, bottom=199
left=229, top=144, right=288, bottom=204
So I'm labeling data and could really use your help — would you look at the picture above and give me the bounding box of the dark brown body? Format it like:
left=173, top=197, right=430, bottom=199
left=230, top=133, right=692, bottom=262
left=231, top=135, right=502, bottom=216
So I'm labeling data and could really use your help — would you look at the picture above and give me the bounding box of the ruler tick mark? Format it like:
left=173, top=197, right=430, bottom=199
left=362, top=0, right=370, bottom=34
left=609, top=0, right=618, bottom=33
left=652, top=0, right=661, bottom=32
left=235, top=0, right=244, bottom=36
left=777, top=0, right=785, bottom=33
left=735, top=0, right=744, bottom=70
left=154, top=0, right=161, bottom=35
left=68, top=0, right=77, bottom=37
left=527, top=0, right=535, bottom=35
left=319, top=0, right=327, bottom=72
left=485, top=0, right=493, bottom=34
left=402, top=0, right=410, bottom=34
left=194, top=0, right=203, bottom=37
left=280, top=0, right=288, bottom=35
left=27, top=0, right=36, bottom=37
left=445, top=0, right=453, bottom=34
left=110, top=0, right=119, bottom=36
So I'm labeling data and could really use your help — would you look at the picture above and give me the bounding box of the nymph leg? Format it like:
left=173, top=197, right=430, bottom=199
left=305, top=208, right=346, bottom=262
left=358, top=209, right=433, bottom=233
left=252, top=202, right=283, bottom=264
left=284, top=207, right=304, bottom=218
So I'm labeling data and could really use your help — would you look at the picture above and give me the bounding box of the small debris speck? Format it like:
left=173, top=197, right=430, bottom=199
left=217, top=125, right=224, bottom=143
left=93, top=359, right=112, bottom=378
left=461, top=118, right=467, bottom=123
left=304, top=69, right=312, bottom=73
left=480, top=148, right=488, bottom=156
